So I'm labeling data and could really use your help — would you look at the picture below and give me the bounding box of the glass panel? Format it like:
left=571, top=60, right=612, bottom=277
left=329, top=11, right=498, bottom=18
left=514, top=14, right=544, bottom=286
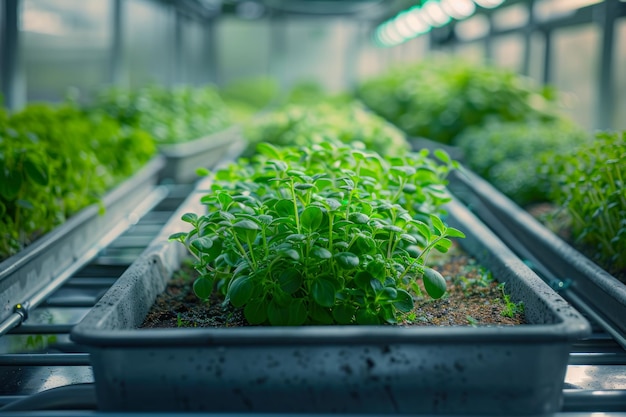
left=282, top=18, right=359, bottom=93
left=528, top=32, right=546, bottom=84
left=22, top=0, right=112, bottom=102
left=534, top=0, right=603, bottom=22
left=492, top=34, right=525, bottom=72
left=180, top=17, right=208, bottom=85
left=453, top=41, right=486, bottom=63
left=552, top=24, right=600, bottom=130
left=455, top=14, right=489, bottom=41
left=615, top=18, right=626, bottom=130
left=216, top=17, right=271, bottom=87
left=125, top=0, right=175, bottom=88
left=492, top=4, right=529, bottom=31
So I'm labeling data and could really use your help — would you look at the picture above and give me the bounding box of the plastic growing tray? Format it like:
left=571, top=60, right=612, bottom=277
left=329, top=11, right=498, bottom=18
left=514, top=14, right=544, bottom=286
left=448, top=167, right=626, bottom=347
left=0, top=156, right=165, bottom=325
left=158, top=126, right=245, bottom=184
left=71, top=185, right=590, bottom=415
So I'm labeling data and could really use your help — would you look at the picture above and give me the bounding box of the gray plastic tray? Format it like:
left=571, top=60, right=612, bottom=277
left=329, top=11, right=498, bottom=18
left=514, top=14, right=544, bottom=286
left=449, top=167, right=626, bottom=345
left=71, top=185, right=590, bottom=415
left=158, top=126, right=245, bottom=184
left=0, top=156, right=165, bottom=325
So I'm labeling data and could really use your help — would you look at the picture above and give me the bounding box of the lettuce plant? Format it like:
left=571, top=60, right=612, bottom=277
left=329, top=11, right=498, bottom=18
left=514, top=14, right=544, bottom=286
left=171, top=141, right=463, bottom=325
left=457, top=119, right=589, bottom=205
left=0, top=103, right=155, bottom=260
left=543, top=130, right=625, bottom=277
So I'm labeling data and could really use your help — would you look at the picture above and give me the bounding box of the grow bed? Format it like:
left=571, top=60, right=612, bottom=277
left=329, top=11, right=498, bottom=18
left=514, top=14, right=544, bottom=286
left=71, top=181, right=590, bottom=415
left=0, top=156, right=165, bottom=328
left=158, top=126, right=245, bottom=184
left=448, top=167, right=626, bottom=348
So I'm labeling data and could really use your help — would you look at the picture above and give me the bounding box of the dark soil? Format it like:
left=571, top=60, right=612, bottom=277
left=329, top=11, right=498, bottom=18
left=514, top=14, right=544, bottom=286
left=141, top=244, right=526, bottom=329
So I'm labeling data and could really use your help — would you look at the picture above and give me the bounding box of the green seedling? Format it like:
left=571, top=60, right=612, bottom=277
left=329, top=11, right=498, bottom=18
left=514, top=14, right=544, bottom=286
left=498, top=283, right=525, bottom=318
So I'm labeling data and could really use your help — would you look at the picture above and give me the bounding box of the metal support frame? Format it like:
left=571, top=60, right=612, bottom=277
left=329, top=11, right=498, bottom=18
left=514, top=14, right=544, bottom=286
left=596, top=0, right=618, bottom=130
left=205, top=18, right=218, bottom=85
left=1, top=0, right=23, bottom=110
left=173, top=7, right=184, bottom=85
left=109, top=0, right=125, bottom=86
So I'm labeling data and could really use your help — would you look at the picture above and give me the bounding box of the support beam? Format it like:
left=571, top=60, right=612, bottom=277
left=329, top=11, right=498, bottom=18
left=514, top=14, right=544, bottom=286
left=596, top=0, right=617, bottom=130
left=109, top=0, right=125, bottom=86
left=1, top=0, right=24, bottom=110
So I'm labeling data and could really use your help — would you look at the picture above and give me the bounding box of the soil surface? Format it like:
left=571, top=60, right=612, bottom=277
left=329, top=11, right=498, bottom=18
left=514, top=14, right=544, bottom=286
left=141, top=244, right=526, bottom=329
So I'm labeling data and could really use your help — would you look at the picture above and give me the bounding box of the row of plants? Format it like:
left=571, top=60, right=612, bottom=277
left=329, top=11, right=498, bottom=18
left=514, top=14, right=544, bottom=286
left=241, top=100, right=410, bottom=158
left=89, top=84, right=232, bottom=145
left=357, top=57, right=560, bottom=145
left=0, top=103, right=156, bottom=261
left=356, top=57, right=624, bottom=282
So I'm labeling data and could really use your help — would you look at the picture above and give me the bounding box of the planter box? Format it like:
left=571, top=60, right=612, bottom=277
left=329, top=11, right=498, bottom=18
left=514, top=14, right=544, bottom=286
left=448, top=167, right=626, bottom=347
left=158, top=126, right=245, bottom=184
left=71, top=184, right=590, bottom=415
left=0, top=156, right=165, bottom=326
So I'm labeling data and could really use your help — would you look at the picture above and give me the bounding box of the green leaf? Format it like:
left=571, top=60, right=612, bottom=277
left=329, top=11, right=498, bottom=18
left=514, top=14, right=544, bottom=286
left=430, top=215, right=446, bottom=235
left=423, top=267, right=447, bottom=299
left=168, top=232, right=187, bottom=242
left=349, top=212, right=369, bottom=224
left=311, top=246, right=332, bottom=259
left=278, top=268, right=303, bottom=294
left=379, top=287, right=398, bottom=300
left=356, top=309, right=380, bottom=325
left=233, top=219, right=259, bottom=230
left=434, top=237, right=452, bottom=253
left=400, top=233, right=417, bottom=244
left=334, top=252, right=359, bottom=269
left=301, top=206, right=323, bottom=232
left=309, top=304, right=333, bottom=324
left=267, top=300, right=290, bottom=325
left=217, top=192, right=233, bottom=208
left=287, top=299, right=308, bottom=325
left=228, top=276, right=255, bottom=307
left=434, top=149, right=452, bottom=164
left=354, top=235, right=377, bottom=255
left=275, top=199, right=295, bottom=217
left=0, top=169, right=22, bottom=200
left=256, top=142, right=282, bottom=159
left=311, top=277, right=336, bottom=307
left=354, top=271, right=374, bottom=290
left=193, top=277, right=213, bottom=300
left=279, top=248, right=300, bottom=261
left=332, top=303, right=355, bottom=324
left=445, top=227, right=466, bottom=238
left=181, top=212, right=198, bottom=225
left=191, top=236, right=214, bottom=252
left=24, top=157, right=49, bottom=186
left=244, top=299, right=268, bottom=325
left=393, top=289, right=414, bottom=313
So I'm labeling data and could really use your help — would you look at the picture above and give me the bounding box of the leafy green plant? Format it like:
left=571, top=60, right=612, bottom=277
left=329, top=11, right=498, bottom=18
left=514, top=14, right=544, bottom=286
left=91, top=84, right=231, bottom=145
left=357, top=58, right=561, bottom=145
left=498, top=283, right=525, bottom=318
left=242, top=101, right=410, bottom=158
left=170, top=141, right=464, bottom=325
left=543, top=130, right=626, bottom=277
left=457, top=119, right=589, bottom=205
left=0, top=103, right=155, bottom=260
